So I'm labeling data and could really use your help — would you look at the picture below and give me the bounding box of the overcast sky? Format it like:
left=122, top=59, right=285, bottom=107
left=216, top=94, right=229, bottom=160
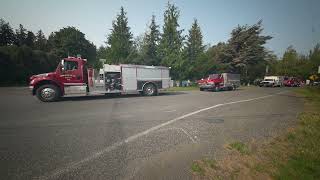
left=0, top=0, right=319, bottom=56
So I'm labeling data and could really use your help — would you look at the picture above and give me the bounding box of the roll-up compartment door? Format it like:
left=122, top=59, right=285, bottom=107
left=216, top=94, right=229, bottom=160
left=122, top=66, right=137, bottom=91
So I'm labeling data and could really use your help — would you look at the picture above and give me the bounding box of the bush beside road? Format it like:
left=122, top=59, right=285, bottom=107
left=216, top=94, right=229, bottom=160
left=192, top=87, right=320, bottom=179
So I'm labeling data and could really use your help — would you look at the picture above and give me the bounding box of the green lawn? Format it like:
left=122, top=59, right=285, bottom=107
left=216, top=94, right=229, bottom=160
left=276, top=87, right=320, bottom=179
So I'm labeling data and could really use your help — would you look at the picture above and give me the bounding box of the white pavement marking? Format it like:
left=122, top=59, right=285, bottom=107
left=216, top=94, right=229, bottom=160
left=38, top=90, right=288, bottom=180
left=159, top=127, right=196, bottom=143
left=177, top=128, right=196, bottom=143
left=164, top=109, right=177, bottom=113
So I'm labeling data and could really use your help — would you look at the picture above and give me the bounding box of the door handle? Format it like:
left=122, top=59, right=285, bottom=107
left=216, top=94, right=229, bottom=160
left=76, top=75, right=81, bottom=80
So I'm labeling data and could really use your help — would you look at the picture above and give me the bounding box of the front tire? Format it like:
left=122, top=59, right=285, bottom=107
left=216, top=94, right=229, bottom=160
left=36, top=84, right=60, bottom=102
left=143, top=83, right=157, bottom=96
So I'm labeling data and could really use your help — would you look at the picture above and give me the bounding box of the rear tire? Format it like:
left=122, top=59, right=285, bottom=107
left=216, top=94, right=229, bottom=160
left=36, top=84, right=60, bottom=102
left=143, top=83, right=157, bottom=96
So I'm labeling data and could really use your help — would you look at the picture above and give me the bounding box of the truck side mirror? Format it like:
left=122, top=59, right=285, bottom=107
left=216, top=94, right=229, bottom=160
left=61, top=59, right=65, bottom=71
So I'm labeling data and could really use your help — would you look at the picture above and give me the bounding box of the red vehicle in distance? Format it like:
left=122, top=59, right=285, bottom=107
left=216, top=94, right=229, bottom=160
left=197, top=73, right=240, bottom=91
left=283, top=77, right=301, bottom=87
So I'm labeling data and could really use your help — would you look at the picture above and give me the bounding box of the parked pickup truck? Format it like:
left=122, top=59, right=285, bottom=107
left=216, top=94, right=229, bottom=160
left=259, top=76, right=284, bottom=87
left=198, top=73, right=240, bottom=91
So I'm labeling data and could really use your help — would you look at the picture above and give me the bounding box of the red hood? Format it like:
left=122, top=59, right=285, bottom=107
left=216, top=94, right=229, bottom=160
left=30, top=72, right=56, bottom=80
left=197, top=79, right=207, bottom=84
left=29, top=72, right=58, bottom=86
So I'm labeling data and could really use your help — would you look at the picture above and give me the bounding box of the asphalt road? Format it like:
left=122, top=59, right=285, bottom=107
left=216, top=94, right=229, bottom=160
left=0, top=87, right=302, bottom=180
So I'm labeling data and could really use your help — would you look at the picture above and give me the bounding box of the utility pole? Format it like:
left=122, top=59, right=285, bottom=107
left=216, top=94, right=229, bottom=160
left=265, top=65, right=269, bottom=75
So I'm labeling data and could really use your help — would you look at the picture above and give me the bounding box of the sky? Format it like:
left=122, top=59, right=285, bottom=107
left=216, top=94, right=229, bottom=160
left=0, top=0, right=319, bottom=57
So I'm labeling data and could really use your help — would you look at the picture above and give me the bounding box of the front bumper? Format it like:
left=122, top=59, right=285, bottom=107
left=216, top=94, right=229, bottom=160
left=199, top=84, right=215, bottom=90
left=29, top=86, right=34, bottom=95
left=260, top=83, right=274, bottom=87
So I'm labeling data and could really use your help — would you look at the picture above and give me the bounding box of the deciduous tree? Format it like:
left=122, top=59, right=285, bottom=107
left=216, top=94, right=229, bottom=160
left=225, top=20, right=272, bottom=82
left=48, top=27, right=96, bottom=64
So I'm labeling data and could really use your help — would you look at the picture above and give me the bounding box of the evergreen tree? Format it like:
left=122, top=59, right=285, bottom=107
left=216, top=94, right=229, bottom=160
left=158, top=2, right=184, bottom=79
left=0, top=19, right=15, bottom=46
left=34, top=30, right=47, bottom=51
left=106, top=6, right=133, bottom=64
left=142, top=15, right=160, bottom=65
left=15, top=24, right=27, bottom=46
left=25, top=31, right=35, bottom=48
left=184, top=19, right=205, bottom=79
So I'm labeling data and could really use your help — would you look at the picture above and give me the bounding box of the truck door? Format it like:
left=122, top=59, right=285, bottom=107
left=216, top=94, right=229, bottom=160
left=60, top=59, right=86, bottom=95
left=60, top=60, right=83, bottom=84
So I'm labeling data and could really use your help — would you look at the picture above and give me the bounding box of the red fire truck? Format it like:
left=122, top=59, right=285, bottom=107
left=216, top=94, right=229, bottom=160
left=29, top=57, right=171, bottom=102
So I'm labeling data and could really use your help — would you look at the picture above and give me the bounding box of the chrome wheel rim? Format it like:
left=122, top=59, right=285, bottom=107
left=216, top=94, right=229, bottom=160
left=146, top=86, right=154, bottom=95
left=41, top=88, right=55, bottom=99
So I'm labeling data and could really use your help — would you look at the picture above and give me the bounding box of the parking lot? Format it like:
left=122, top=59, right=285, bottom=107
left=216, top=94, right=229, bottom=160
left=0, top=87, right=302, bottom=180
